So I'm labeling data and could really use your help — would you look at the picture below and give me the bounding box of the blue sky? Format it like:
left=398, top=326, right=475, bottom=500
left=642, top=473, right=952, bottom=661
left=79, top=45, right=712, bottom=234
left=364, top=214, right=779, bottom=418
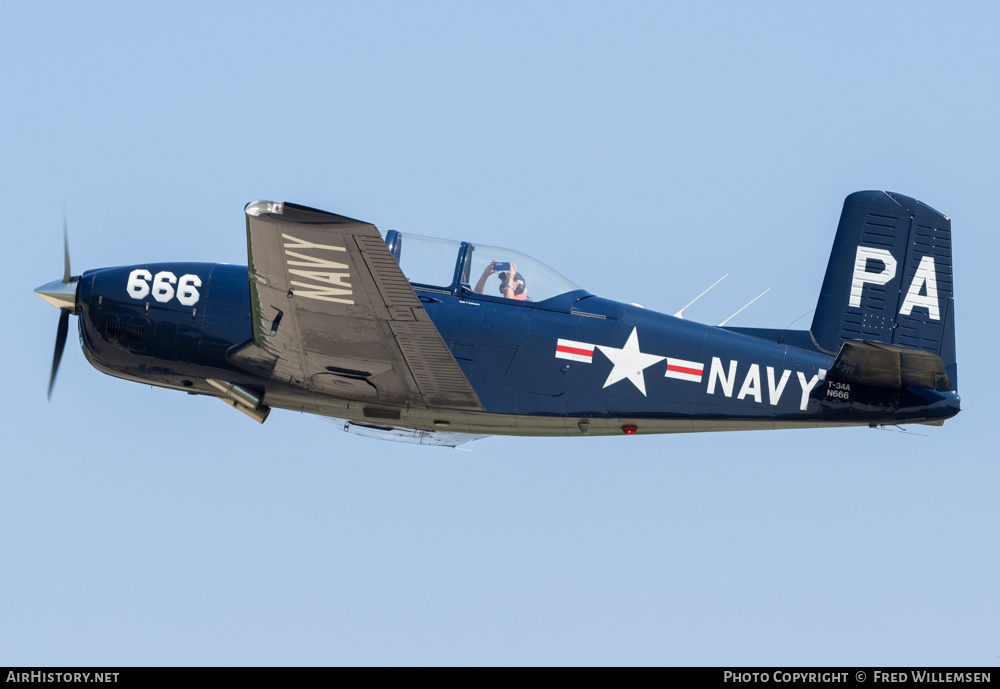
left=2, top=1, right=997, bottom=666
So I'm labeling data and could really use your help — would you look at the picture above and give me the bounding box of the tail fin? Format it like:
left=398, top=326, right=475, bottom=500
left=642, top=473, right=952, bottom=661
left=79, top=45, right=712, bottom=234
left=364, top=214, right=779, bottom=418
left=810, top=191, right=957, bottom=389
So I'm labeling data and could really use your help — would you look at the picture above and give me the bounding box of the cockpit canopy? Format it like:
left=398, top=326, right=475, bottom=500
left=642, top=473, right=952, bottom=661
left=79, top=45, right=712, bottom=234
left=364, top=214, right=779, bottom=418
left=381, top=231, right=582, bottom=303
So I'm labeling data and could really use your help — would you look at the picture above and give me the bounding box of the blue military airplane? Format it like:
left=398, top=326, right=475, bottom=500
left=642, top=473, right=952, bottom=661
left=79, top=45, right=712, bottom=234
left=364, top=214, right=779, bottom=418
left=35, top=191, right=959, bottom=446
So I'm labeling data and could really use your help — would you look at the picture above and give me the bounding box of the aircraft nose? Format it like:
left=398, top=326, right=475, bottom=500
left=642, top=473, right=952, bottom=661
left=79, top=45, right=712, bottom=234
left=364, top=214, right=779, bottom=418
left=34, top=278, right=79, bottom=311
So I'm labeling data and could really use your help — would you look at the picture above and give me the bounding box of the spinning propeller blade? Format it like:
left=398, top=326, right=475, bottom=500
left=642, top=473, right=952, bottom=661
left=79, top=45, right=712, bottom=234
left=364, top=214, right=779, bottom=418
left=49, top=310, right=70, bottom=400
left=63, top=216, right=71, bottom=284
left=36, top=218, right=79, bottom=400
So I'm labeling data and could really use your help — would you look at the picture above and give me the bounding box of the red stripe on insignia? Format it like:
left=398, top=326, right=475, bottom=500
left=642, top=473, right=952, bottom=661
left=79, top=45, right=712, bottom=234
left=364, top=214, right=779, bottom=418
left=667, top=364, right=702, bottom=377
left=557, top=344, right=593, bottom=357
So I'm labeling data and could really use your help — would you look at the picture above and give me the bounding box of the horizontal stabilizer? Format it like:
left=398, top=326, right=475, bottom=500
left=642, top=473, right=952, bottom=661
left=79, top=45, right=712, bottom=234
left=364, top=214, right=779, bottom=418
left=829, top=341, right=953, bottom=391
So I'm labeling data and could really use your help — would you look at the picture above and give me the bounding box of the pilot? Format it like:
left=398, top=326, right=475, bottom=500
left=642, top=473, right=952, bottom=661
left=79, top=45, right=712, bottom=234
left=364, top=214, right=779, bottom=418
left=474, top=260, right=528, bottom=301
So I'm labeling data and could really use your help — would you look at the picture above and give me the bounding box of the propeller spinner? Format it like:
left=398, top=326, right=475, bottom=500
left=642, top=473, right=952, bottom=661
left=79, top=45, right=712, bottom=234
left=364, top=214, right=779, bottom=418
left=35, top=220, right=79, bottom=399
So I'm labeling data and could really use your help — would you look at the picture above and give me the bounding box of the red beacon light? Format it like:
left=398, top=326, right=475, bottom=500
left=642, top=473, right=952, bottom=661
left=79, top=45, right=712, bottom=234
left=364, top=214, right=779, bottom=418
left=621, top=423, right=638, bottom=435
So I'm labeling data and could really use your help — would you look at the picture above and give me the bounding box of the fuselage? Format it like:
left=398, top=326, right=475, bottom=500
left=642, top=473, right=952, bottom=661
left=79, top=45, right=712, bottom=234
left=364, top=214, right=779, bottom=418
left=74, top=261, right=960, bottom=437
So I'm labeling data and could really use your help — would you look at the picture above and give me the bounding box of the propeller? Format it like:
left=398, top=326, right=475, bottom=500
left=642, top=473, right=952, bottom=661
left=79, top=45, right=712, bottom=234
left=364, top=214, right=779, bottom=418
left=50, top=310, right=70, bottom=400
left=35, top=218, right=80, bottom=400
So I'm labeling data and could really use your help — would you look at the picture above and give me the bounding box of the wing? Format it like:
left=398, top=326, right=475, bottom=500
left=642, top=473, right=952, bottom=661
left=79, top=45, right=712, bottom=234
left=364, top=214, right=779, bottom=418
left=340, top=420, right=489, bottom=448
left=239, top=200, right=482, bottom=411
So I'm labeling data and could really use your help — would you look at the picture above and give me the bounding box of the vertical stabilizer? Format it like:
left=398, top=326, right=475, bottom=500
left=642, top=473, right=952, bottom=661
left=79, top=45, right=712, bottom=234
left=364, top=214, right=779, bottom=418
left=810, top=191, right=956, bottom=389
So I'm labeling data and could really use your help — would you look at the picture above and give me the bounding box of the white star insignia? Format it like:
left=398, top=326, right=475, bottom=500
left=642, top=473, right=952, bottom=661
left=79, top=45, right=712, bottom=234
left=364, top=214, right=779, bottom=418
left=596, top=327, right=664, bottom=396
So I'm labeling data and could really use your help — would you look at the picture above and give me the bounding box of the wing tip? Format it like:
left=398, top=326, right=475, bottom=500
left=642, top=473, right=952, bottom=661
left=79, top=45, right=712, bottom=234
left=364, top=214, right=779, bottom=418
left=245, top=200, right=285, bottom=217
